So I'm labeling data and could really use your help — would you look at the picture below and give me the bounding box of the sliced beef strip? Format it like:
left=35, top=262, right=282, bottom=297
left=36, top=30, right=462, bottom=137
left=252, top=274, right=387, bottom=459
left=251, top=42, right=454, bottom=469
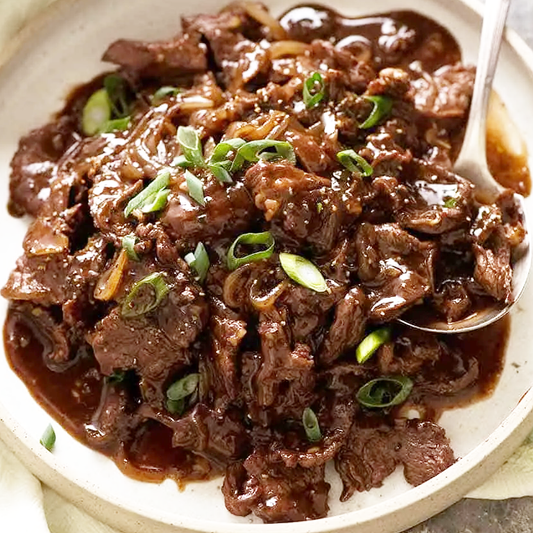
left=395, top=158, right=475, bottom=234
left=335, top=419, right=455, bottom=501
left=244, top=161, right=344, bottom=253
left=319, top=286, right=367, bottom=366
left=223, top=451, right=330, bottom=523
left=8, top=117, right=78, bottom=217
left=103, top=33, right=207, bottom=78
left=354, top=223, right=437, bottom=321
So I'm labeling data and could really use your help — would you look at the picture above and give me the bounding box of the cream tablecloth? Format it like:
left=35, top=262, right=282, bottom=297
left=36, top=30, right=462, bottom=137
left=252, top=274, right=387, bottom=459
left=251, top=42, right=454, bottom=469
left=1, top=0, right=533, bottom=531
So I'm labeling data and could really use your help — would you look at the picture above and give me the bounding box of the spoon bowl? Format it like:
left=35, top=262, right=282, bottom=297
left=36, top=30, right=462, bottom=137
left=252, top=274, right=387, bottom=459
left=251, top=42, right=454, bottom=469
left=399, top=0, right=531, bottom=333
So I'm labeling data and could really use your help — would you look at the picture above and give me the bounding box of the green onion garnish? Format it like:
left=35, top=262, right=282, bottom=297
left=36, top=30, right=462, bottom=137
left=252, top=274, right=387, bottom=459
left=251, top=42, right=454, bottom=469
left=317, top=202, right=323, bottom=213
left=177, top=126, right=206, bottom=168
left=99, top=116, right=131, bottom=134
left=184, top=170, right=205, bottom=206
left=302, top=407, right=322, bottom=442
left=82, top=89, right=112, bottom=136
left=140, top=188, right=170, bottom=213
left=167, top=373, right=199, bottom=401
left=208, top=161, right=233, bottom=184
left=40, top=424, right=56, bottom=451
left=444, top=197, right=457, bottom=208
left=209, top=138, right=247, bottom=164
left=185, top=242, right=210, bottom=283
left=337, top=149, right=373, bottom=177
left=227, top=231, right=275, bottom=271
left=303, top=72, right=326, bottom=109
left=166, top=398, right=185, bottom=415
left=124, top=170, right=170, bottom=218
left=121, top=234, right=140, bottom=261
left=356, top=376, right=414, bottom=409
left=279, top=252, right=327, bottom=293
left=356, top=327, right=392, bottom=364
left=360, top=95, right=393, bottom=129
left=121, top=272, right=170, bottom=318
left=108, top=370, right=127, bottom=383
left=232, top=139, right=296, bottom=170
left=151, top=86, right=181, bottom=104
left=103, top=74, right=130, bottom=118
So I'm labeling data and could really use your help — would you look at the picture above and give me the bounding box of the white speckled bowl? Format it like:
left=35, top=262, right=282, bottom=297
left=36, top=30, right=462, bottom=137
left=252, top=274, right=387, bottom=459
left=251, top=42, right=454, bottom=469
left=1, top=0, right=533, bottom=531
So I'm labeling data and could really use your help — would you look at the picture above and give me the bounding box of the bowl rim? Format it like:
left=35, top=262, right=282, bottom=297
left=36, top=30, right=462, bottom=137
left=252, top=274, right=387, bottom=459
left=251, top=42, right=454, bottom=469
left=1, top=0, right=533, bottom=532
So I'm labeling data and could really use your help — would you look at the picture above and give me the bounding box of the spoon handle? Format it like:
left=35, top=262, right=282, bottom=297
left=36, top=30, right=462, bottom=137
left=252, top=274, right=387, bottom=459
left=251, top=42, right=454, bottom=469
left=454, top=0, right=511, bottom=195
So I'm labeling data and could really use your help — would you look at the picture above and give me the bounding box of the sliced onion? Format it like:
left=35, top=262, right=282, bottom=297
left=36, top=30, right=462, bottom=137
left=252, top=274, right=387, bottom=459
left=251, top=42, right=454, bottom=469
left=249, top=278, right=288, bottom=310
left=94, top=249, right=128, bottom=301
left=269, top=40, right=309, bottom=59
left=241, top=2, right=287, bottom=40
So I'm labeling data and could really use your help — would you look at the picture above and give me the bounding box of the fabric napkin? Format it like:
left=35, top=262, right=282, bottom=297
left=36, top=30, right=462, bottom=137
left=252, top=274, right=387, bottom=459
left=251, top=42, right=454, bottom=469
left=2, top=0, right=533, bottom=531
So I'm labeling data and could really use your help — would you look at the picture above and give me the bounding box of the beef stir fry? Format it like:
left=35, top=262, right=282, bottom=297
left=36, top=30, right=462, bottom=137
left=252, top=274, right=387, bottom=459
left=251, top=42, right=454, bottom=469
left=2, top=2, right=529, bottom=524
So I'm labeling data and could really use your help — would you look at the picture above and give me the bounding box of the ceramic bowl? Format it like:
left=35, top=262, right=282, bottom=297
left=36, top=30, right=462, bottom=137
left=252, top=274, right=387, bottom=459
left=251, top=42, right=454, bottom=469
left=1, top=0, right=533, bottom=532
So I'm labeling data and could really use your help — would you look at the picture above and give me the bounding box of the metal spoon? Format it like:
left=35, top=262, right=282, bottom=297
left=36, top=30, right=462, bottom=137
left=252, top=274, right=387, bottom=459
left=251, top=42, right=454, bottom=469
left=399, top=0, right=531, bottom=333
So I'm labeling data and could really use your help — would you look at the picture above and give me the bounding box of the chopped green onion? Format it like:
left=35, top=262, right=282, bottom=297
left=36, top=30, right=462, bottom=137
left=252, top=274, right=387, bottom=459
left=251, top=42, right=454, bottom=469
left=303, top=72, right=326, bottom=109
left=108, top=370, right=127, bottom=383
left=317, top=202, right=323, bottom=214
left=227, top=231, right=275, bottom=270
left=124, top=170, right=170, bottom=218
left=208, top=161, right=233, bottom=184
left=174, top=154, right=193, bottom=168
left=356, top=376, right=414, bottom=409
left=167, top=373, right=199, bottom=401
left=209, top=138, right=246, bottom=164
left=121, top=234, right=140, bottom=261
left=360, top=95, right=393, bottom=129
left=356, top=327, right=392, bottom=364
left=233, top=140, right=296, bottom=170
left=444, top=197, right=457, bottom=208
left=99, top=116, right=131, bottom=134
left=121, top=272, right=170, bottom=318
left=337, top=150, right=373, bottom=177
left=40, top=424, right=56, bottom=451
left=302, top=407, right=322, bottom=442
left=279, top=252, right=327, bottom=293
left=185, top=242, right=210, bottom=283
left=103, top=74, right=130, bottom=118
left=140, top=188, right=170, bottom=213
left=152, top=86, right=181, bottom=104
left=184, top=170, right=205, bottom=206
left=82, top=89, right=111, bottom=136
left=166, top=398, right=185, bottom=415
left=177, top=126, right=206, bottom=168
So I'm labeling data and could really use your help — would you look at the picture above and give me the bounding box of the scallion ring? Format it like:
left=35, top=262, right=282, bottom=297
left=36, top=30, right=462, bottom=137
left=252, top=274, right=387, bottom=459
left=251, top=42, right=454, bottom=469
left=177, top=126, right=206, bottom=168
left=337, top=149, right=373, bottom=177
left=302, top=407, right=322, bottom=442
left=185, top=242, right=210, bottom=284
left=152, top=86, right=181, bottom=105
left=99, top=116, right=131, bottom=134
left=167, top=373, right=199, bottom=401
left=209, top=138, right=246, bottom=164
left=166, top=398, right=185, bottom=415
left=121, top=272, right=170, bottom=318
left=356, top=376, right=414, bottom=409
left=82, top=89, right=112, bottom=136
left=40, top=424, right=56, bottom=451
left=279, top=252, right=327, bottom=293
left=356, top=327, right=392, bottom=364
left=184, top=170, right=205, bottom=206
left=303, top=72, right=326, bottom=109
left=121, top=234, right=140, bottom=261
left=444, top=197, right=457, bottom=208
left=208, top=161, right=233, bottom=184
left=124, top=170, right=170, bottom=218
left=103, top=74, right=130, bottom=118
left=141, top=188, right=170, bottom=214
left=233, top=139, right=296, bottom=170
left=360, top=95, right=393, bottom=129
left=227, top=231, right=275, bottom=271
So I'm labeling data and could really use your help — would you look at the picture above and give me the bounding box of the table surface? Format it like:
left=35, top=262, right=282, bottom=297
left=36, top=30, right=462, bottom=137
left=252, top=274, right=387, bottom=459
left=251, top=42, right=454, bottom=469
left=408, top=0, right=533, bottom=531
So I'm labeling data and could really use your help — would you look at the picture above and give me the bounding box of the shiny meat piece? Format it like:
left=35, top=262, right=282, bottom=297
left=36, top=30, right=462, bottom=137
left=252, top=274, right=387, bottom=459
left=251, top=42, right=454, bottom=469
left=245, top=161, right=344, bottom=253
left=473, top=238, right=513, bottom=302
left=336, top=420, right=454, bottom=500
left=319, top=286, right=367, bottom=366
left=355, top=223, right=437, bottom=321
left=223, top=452, right=330, bottom=522
left=410, top=63, right=475, bottom=119
left=396, top=159, right=475, bottom=234
left=103, top=33, right=207, bottom=78
left=8, top=117, right=78, bottom=217
left=367, top=67, right=410, bottom=97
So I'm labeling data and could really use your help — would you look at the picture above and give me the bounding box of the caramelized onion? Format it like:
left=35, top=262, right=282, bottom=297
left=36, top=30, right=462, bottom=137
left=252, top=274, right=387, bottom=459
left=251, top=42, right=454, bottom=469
left=269, top=40, right=309, bottom=59
left=249, top=278, right=288, bottom=310
left=241, top=2, right=287, bottom=40
left=223, top=263, right=256, bottom=308
left=94, top=249, right=128, bottom=301
left=226, top=111, right=290, bottom=141
left=179, top=96, right=215, bottom=112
